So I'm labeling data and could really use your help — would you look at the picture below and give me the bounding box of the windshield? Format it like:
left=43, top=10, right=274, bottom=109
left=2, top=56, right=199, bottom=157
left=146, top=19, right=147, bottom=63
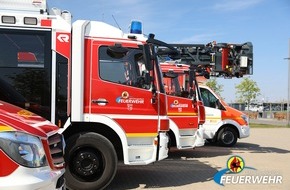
left=163, top=74, right=181, bottom=96
left=0, top=29, right=51, bottom=119
left=163, top=70, right=203, bottom=101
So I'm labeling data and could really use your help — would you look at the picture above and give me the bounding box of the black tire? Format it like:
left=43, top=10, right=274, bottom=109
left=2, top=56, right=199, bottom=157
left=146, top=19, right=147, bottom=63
left=65, top=132, right=118, bottom=190
left=217, top=127, right=238, bottom=147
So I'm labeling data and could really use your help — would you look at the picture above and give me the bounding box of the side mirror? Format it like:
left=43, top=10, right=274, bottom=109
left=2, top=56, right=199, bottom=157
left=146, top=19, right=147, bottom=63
left=215, top=99, right=225, bottom=110
left=144, top=72, right=151, bottom=85
left=203, top=71, right=210, bottom=79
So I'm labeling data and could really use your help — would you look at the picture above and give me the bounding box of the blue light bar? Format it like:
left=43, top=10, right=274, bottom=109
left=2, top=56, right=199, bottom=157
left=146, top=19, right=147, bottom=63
left=130, top=21, right=142, bottom=34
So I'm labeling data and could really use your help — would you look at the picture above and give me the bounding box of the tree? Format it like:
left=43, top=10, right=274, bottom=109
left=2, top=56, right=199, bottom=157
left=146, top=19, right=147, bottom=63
left=206, top=78, right=224, bottom=98
left=235, top=77, right=260, bottom=108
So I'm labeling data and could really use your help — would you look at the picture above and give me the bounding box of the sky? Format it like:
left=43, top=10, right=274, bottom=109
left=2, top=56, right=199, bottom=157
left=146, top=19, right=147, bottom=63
left=49, top=0, right=290, bottom=103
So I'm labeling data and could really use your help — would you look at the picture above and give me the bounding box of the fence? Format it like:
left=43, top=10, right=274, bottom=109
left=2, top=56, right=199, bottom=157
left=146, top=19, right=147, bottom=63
left=228, top=102, right=288, bottom=120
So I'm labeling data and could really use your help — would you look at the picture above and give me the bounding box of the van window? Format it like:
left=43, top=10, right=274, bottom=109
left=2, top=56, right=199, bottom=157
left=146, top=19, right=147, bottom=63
left=200, top=88, right=218, bottom=108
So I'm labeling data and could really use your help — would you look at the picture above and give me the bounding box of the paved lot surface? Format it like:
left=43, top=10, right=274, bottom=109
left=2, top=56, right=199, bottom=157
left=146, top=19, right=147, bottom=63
left=106, top=128, right=290, bottom=190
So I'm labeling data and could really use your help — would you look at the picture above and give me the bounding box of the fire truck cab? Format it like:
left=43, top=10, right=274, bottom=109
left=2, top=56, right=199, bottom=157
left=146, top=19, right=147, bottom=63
left=161, top=62, right=205, bottom=149
left=0, top=0, right=178, bottom=189
left=0, top=101, right=65, bottom=190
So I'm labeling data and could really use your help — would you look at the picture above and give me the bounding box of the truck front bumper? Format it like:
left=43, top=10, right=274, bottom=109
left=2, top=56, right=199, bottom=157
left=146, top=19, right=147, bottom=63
left=240, top=125, right=250, bottom=138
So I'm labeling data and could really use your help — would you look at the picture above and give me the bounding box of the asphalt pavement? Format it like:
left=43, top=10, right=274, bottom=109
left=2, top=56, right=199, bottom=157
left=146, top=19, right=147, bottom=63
left=106, top=128, right=290, bottom=190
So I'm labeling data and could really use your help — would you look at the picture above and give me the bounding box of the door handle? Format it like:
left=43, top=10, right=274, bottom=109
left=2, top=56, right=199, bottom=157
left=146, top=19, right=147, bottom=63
left=92, top=98, right=108, bottom=105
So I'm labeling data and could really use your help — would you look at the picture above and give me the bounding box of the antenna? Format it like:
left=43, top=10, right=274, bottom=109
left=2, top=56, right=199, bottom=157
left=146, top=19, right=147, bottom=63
left=112, top=15, right=122, bottom=31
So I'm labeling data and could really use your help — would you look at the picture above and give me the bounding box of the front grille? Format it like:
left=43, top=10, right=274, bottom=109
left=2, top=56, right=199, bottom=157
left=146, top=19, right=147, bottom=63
left=48, top=133, right=65, bottom=168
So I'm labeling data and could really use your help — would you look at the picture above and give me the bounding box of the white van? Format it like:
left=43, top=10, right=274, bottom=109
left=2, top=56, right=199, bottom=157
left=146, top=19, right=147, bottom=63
left=199, top=84, right=250, bottom=146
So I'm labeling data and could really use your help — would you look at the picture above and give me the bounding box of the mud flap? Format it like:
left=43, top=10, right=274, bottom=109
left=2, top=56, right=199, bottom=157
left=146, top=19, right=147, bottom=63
left=194, top=125, right=205, bottom=147
left=157, top=132, right=169, bottom=161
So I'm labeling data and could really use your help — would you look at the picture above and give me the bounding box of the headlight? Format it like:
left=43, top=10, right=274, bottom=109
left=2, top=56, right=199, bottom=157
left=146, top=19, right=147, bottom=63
left=0, top=131, right=47, bottom=168
left=241, top=114, right=249, bottom=124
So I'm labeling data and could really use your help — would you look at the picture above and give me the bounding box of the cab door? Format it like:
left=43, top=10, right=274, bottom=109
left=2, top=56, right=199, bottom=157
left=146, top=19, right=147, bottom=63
left=85, top=40, right=160, bottom=135
left=200, top=86, right=222, bottom=137
left=165, top=76, right=198, bottom=130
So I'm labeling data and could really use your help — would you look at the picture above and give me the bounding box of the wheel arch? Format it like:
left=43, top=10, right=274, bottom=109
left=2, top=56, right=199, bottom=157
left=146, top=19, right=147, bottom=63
left=214, top=123, right=240, bottom=141
left=168, top=119, right=180, bottom=147
left=62, top=120, right=125, bottom=161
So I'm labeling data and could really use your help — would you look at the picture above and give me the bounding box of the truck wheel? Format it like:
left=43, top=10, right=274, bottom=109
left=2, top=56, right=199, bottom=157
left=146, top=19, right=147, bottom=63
left=217, top=127, right=237, bottom=147
left=65, top=132, right=117, bottom=190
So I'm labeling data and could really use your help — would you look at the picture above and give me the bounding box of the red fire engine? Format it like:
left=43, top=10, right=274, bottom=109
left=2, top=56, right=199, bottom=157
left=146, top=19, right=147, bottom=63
left=0, top=0, right=179, bottom=189
left=158, top=41, right=253, bottom=148
left=0, top=101, right=65, bottom=189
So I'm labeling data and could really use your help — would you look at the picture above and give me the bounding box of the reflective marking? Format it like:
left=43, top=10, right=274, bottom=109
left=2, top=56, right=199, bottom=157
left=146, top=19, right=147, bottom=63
left=126, top=133, right=157, bottom=137
left=0, top=125, right=14, bottom=132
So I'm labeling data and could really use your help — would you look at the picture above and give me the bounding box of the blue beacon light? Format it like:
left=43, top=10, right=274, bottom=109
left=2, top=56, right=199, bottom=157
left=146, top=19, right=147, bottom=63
left=130, top=21, right=142, bottom=34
